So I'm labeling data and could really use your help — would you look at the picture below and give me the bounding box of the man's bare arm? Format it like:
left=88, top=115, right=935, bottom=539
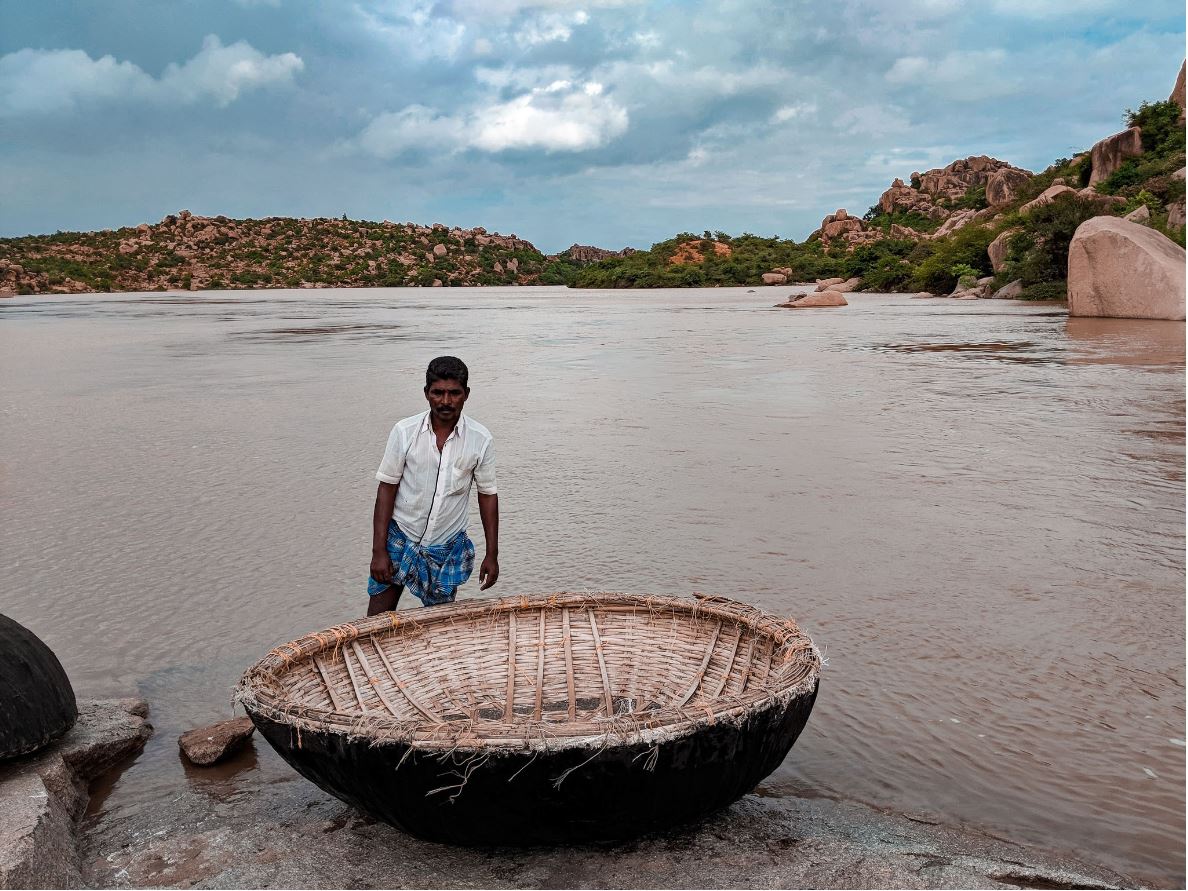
left=370, top=482, right=398, bottom=583
left=477, top=492, right=499, bottom=590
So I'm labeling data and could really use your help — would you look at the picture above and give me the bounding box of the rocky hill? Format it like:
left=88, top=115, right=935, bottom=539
left=574, top=60, right=1185, bottom=298
left=550, top=244, right=637, bottom=265
left=0, top=213, right=569, bottom=295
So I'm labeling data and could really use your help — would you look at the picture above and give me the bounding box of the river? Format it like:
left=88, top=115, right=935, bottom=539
left=1, top=286, right=1183, bottom=886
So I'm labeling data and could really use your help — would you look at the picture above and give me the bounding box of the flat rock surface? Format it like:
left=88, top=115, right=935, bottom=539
left=0, top=698, right=151, bottom=890
left=80, top=760, right=1135, bottom=890
left=178, top=718, right=254, bottom=767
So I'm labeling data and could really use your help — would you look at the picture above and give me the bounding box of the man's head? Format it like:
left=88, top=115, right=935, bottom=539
left=424, top=356, right=470, bottom=425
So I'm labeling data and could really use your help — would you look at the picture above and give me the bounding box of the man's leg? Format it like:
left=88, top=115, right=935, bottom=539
left=367, top=584, right=404, bottom=615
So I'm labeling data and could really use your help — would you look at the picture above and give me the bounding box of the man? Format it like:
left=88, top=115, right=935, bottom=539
left=367, top=356, right=499, bottom=614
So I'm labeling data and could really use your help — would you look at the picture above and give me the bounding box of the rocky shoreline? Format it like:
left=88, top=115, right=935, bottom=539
left=1, top=699, right=1142, bottom=890
left=0, top=698, right=151, bottom=889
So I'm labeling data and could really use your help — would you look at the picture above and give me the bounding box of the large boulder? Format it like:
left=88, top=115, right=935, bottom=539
left=0, top=614, right=77, bottom=760
left=778, top=290, right=848, bottom=308
left=761, top=272, right=787, bottom=285
left=1067, top=216, right=1186, bottom=320
left=1171, top=60, right=1185, bottom=119
left=832, top=276, right=862, bottom=293
left=915, top=155, right=1018, bottom=202
left=988, top=229, right=1018, bottom=273
left=820, top=209, right=864, bottom=240
left=1020, top=184, right=1077, bottom=215
left=1123, top=204, right=1151, bottom=224
left=1076, top=187, right=1127, bottom=209
left=1088, top=127, right=1143, bottom=187
left=815, top=277, right=844, bottom=291
left=816, top=210, right=886, bottom=251
left=991, top=279, right=1024, bottom=300
left=930, top=208, right=978, bottom=238
left=985, top=167, right=1032, bottom=206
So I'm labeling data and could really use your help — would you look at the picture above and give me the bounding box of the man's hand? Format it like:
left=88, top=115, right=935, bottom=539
left=479, top=554, right=499, bottom=590
left=370, top=550, right=393, bottom=584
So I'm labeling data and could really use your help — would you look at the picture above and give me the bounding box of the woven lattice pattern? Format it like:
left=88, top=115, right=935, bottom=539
left=237, top=593, right=820, bottom=750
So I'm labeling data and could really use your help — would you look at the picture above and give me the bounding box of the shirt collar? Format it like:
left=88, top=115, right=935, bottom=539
left=419, top=410, right=466, bottom=440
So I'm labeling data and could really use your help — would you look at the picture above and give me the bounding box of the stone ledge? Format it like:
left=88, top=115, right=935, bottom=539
left=0, top=698, right=152, bottom=890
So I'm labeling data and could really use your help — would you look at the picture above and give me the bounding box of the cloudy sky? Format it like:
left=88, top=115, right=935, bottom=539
left=1, top=1, right=1183, bottom=252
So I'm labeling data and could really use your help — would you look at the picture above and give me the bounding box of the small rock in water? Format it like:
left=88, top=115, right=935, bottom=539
left=1170, top=738, right=1185, bottom=747
left=178, top=716, right=255, bottom=766
left=1142, top=767, right=1158, bottom=779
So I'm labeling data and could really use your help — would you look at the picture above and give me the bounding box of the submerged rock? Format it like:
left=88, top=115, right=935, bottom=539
left=777, top=290, right=848, bottom=308
left=179, top=716, right=256, bottom=766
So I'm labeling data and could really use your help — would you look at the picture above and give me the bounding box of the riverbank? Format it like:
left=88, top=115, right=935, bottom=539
left=77, top=721, right=1132, bottom=890
left=0, top=698, right=151, bottom=888
left=0, top=699, right=1136, bottom=889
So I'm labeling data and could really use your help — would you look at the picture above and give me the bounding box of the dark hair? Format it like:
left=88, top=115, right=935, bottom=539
left=425, top=356, right=469, bottom=389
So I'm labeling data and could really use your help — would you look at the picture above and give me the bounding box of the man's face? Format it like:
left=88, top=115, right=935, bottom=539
left=425, top=377, right=469, bottom=424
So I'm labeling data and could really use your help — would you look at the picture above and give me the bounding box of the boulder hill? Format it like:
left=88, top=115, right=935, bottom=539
left=0, top=214, right=623, bottom=296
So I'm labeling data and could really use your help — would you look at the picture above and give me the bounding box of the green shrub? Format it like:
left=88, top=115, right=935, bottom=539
left=1018, top=281, right=1067, bottom=301
left=909, top=223, right=996, bottom=293
left=1009, top=195, right=1102, bottom=286
left=1126, top=100, right=1186, bottom=157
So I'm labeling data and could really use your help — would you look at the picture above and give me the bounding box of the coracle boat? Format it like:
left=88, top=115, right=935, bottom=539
left=236, top=592, right=820, bottom=844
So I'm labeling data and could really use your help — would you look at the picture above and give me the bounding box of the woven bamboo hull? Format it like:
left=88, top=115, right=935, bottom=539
left=250, top=684, right=817, bottom=844
left=237, top=593, right=821, bottom=844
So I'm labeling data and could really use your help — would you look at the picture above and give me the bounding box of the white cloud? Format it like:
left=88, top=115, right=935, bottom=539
left=772, top=102, right=817, bottom=123
left=0, top=36, right=302, bottom=116
left=357, top=79, right=628, bottom=157
left=440, top=0, right=637, bottom=20
left=886, top=50, right=1022, bottom=100
left=886, top=56, right=930, bottom=84
left=516, top=9, right=589, bottom=46
left=475, top=64, right=579, bottom=92
left=357, top=105, right=469, bottom=156
left=834, top=104, right=911, bottom=138
left=990, top=0, right=1118, bottom=17
left=354, top=2, right=468, bottom=61
left=0, top=48, right=154, bottom=115
left=159, top=36, right=303, bottom=106
left=472, top=80, right=627, bottom=151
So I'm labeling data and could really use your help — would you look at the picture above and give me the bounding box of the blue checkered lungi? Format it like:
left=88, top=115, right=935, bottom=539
left=367, top=520, right=475, bottom=606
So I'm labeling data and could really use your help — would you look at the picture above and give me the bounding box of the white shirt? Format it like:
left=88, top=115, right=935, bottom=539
left=375, top=411, right=497, bottom=546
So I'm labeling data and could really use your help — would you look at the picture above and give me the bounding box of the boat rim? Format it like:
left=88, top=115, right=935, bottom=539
left=235, top=591, right=821, bottom=754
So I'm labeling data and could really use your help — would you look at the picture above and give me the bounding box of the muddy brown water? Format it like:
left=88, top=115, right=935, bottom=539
left=1, top=287, right=1183, bottom=886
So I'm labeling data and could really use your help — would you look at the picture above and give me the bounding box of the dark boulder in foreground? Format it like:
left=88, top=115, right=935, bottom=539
left=0, top=613, right=77, bottom=760
left=179, top=716, right=256, bottom=766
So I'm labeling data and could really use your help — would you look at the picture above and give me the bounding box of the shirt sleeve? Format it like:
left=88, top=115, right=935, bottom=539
left=474, top=436, right=497, bottom=495
left=375, top=423, right=406, bottom=484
